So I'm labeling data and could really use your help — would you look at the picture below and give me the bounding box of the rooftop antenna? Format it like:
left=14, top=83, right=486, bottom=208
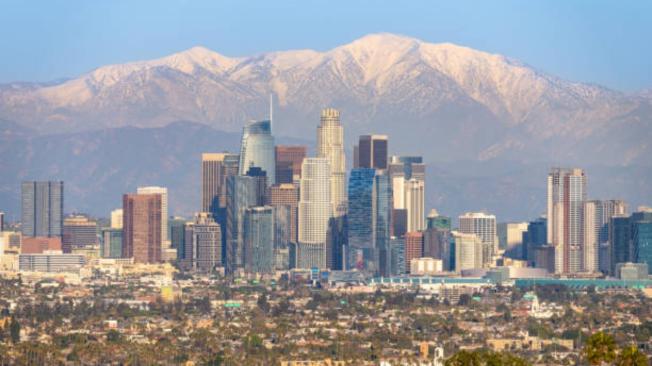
left=269, top=93, right=273, bottom=131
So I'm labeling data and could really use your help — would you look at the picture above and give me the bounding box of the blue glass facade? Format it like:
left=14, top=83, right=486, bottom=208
left=226, top=175, right=258, bottom=274
left=347, top=168, right=376, bottom=270
left=243, top=206, right=275, bottom=274
left=633, top=213, right=652, bottom=274
left=375, top=173, right=392, bottom=276
left=238, top=120, right=275, bottom=186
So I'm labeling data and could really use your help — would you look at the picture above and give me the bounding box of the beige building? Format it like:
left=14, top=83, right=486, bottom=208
left=317, top=108, right=347, bottom=216
left=297, top=158, right=331, bottom=269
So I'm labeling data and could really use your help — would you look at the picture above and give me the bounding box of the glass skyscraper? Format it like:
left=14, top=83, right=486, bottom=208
left=375, top=172, right=392, bottom=276
left=226, top=175, right=259, bottom=274
left=238, top=119, right=275, bottom=186
left=21, top=181, right=64, bottom=238
left=347, top=168, right=375, bottom=271
left=244, top=206, right=275, bottom=274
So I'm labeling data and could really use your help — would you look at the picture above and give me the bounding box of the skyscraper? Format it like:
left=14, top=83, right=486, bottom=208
left=238, top=119, right=275, bottom=186
left=633, top=211, right=652, bottom=275
left=375, top=171, right=392, bottom=276
left=122, top=193, right=162, bottom=263
left=459, top=212, right=497, bottom=268
left=424, top=226, right=452, bottom=271
left=452, top=231, right=483, bottom=272
left=497, top=222, right=529, bottom=258
left=184, top=213, right=222, bottom=271
left=110, top=209, right=123, bottom=229
left=62, top=215, right=98, bottom=253
left=405, top=179, right=425, bottom=232
left=347, top=168, right=376, bottom=270
left=275, top=146, right=307, bottom=184
left=583, top=200, right=601, bottom=273
left=405, top=231, right=424, bottom=273
left=426, top=209, right=451, bottom=231
left=0, top=212, right=5, bottom=232
left=297, top=158, right=331, bottom=269
left=202, top=153, right=240, bottom=215
left=357, top=134, right=388, bottom=170
left=317, top=108, right=347, bottom=216
left=101, top=228, right=123, bottom=258
left=547, top=168, right=586, bottom=274
left=243, top=206, right=275, bottom=274
left=21, top=181, right=64, bottom=238
left=226, top=175, right=259, bottom=274
left=266, top=184, right=299, bottom=243
left=137, top=186, right=169, bottom=252
left=522, top=218, right=547, bottom=264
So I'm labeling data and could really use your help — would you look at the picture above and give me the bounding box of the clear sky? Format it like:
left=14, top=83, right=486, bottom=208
left=1, top=0, right=650, bottom=91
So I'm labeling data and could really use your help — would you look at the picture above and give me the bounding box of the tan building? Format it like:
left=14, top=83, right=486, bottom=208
left=266, top=183, right=299, bottom=243
left=275, top=145, right=307, bottom=184
left=201, top=152, right=239, bottom=212
left=21, top=236, right=62, bottom=254
left=317, top=108, right=346, bottom=216
left=405, top=231, right=423, bottom=272
left=123, top=193, right=162, bottom=263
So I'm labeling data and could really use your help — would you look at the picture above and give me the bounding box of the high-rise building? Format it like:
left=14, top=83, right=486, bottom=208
left=547, top=168, right=586, bottom=274
left=101, top=228, right=123, bottom=258
left=522, top=218, right=547, bottom=263
left=610, top=215, right=632, bottom=274
left=424, top=227, right=452, bottom=271
left=583, top=201, right=602, bottom=273
left=238, top=119, right=275, bottom=186
left=0, top=212, right=4, bottom=232
left=245, top=166, right=268, bottom=205
left=317, top=108, right=347, bottom=216
left=62, top=215, right=98, bottom=253
left=459, top=212, right=497, bottom=268
left=497, top=222, right=529, bottom=258
left=405, top=179, right=425, bottom=232
left=357, top=134, right=388, bottom=170
left=389, top=156, right=425, bottom=181
left=202, top=153, right=240, bottom=215
left=266, top=184, right=299, bottom=243
left=275, top=146, right=306, bottom=184
left=597, top=200, right=628, bottom=273
left=122, top=193, right=162, bottom=263
left=226, top=175, right=259, bottom=274
left=375, top=171, right=392, bottom=276
left=452, top=231, right=483, bottom=272
left=347, top=168, right=376, bottom=270
left=273, top=205, right=292, bottom=270
left=137, top=186, right=169, bottom=252
left=21, top=181, right=64, bottom=238
left=110, top=209, right=123, bottom=229
left=184, top=213, right=222, bottom=271
left=390, top=237, right=406, bottom=275
left=170, top=217, right=187, bottom=259
left=297, top=158, right=331, bottom=269
left=243, top=206, right=275, bottom=274
left=633, top=212, right=652, bottom=275
left=426, top=209, right=451, bottom=231
left=326, top=215, right=347, bottom=271
left=610, top=209, right=652, bottom=275
left=405, top=231, right=424, bottom=273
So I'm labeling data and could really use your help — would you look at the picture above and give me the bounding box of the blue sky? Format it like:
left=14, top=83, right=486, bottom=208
left=1, top=0, right=650, bottom=91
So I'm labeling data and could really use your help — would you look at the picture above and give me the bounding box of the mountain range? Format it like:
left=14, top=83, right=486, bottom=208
left=0, top=33, right=650, bottom=220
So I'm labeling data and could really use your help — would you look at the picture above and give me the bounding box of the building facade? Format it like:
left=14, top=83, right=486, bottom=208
left=238, top=119, right=275, bottom=186
left=275, top=146, right=307, bottom=184
left=317, top=108, right=347, bottom=216
left=297, top=158, right=331, bottom=269
left=122, top=193, right=162, bottom=263
left=459, top=212, right=497, bottom=268
left=21, top=181, right=64, bottom=238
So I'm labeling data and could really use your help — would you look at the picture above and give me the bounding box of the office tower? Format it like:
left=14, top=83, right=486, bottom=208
left=522, top=218, right=547, bottom=263
left=597, top=200, right=627, bottom=272
left=62, top=215, right=98, bottom=253
left=266, top=184, right=299, bottom=243
left=273, top=205, right=292, bottom=270
left=275, top=146, right=307, bottom=184
left=122, top=193, right=162, bottom=263
left=226, top=175, right=259, bottom=274
left=390, top=237, right=406, bottom=275
left=184, top=213, right=222, bottom=271
left=170, top=218, right=187, bottom=260
left=547, top=168, right=586, bottom=274
left=633, top=212, right=652, bottom=275
left=347, top=168, right=376, bottom=270
left=405, top=179, right=425, bottom=232
left=497, top=222, right=529, bottom=258
left=534, top=245, right=556, bottom=273
left=21, top=181, right=64, bottom=238
left=424, top=227, right=452, bottom=271
left=357, top=134, right=388, bottom=170
left=297, top=158, right=331, bottom=269
left=452, top=231, right=483, bottom=272
left=243, top=206, right=275, bottom=274
left=459, top=212, right=497, bottom=268
left=326, top=215, right=347, bottom=271
left=388, top=163, right=405, bottom=210
left=392, top=209, right=408, bottom=238
left=110, top=209, right=123, bottom=229
left=405, top=231, right=424, bottom=273
left=610, top=215, right=632, bottom=274
left=583, top=201, right=602, bottom=273
left=375, top=171, right=392, bottom=276
left=0, top=212, right=4, bottom=231
left=238, top=119, right=275, bottom=186
left=202, top=153, right=240, bottom=214
left=426, top=209, right=451, bottom=231
left=245, top=166, right=268, bottom=205
left=101, top=228, right=123, bottom=258
left=136, top=186, right=168, bottom=251
left=389, top=155, right=425, bottom=181
left=317, top=108, right=347, bottom=216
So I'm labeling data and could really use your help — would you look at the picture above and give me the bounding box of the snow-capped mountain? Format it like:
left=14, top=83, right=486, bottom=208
left=0, top=33, right=650, bottom=166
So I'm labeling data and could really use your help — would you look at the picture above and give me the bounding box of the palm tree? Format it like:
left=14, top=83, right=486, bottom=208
left=616, top=345, right=648, bottom=366
left=584, top=331, right=616, bottom=365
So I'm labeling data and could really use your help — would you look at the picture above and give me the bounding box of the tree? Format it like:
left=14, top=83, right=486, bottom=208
left=10, top=316, right=20, bottom=344
left=584, top=331, right=617, bottom=365
left=616, top=345, right=648, bottom=366
left=445, top=350, right=482, bottom=366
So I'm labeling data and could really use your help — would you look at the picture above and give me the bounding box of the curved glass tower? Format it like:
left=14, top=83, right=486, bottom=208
left=238, top=119, right=275, bottom=186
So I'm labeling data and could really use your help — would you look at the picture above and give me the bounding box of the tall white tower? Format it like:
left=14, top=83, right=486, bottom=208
left=458, top=212, right=497, bottom=268
left=317, top=108, right=347, bottom=216
left=297, top=158, right=331, bottom=269
left=405, top=178, right=425, bottom=232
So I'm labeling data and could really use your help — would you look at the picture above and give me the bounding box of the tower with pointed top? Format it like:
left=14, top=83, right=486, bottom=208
left=317, top=108, right=347, bottom=216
